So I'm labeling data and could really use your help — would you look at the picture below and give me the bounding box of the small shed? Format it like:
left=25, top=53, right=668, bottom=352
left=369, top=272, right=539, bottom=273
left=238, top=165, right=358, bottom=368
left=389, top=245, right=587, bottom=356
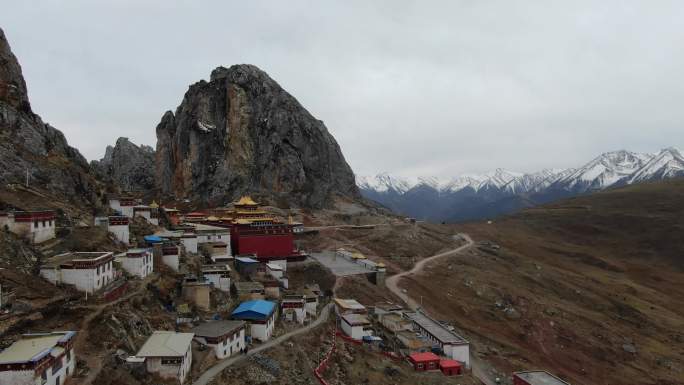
left=408, top=352, right=440, bottom=371
left=440, top=359, right=462, bottom=376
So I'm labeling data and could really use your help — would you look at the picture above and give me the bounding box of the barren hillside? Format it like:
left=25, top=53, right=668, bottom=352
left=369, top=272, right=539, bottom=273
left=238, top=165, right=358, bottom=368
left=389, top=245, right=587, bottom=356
left=397, top=179, right=684, bottom=384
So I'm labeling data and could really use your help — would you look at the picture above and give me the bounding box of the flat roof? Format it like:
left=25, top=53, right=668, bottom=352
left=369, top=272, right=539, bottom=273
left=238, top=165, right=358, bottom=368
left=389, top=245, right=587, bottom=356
left=266, top=263, right=283, bottom=270
left=127, top=248, right=150, bottom=253
left=136, top=331, right=194, bottom=358
left=382, top=313, right=408, bottom=322
left=409, top=351, right=440, bottom=362
left=189, top=223, right=230, bottom=232
left=407, top=311, right=468, bottom=345
left=514, top=371, right=572, bottom=385
left=235, top=257, right=259, bottom=263
left=0, top=332, right=75, bottom=364
left=341, top=313, right=371, bottom=326
left=190, top=320, right=245, bottom=338
left=42, top=252, right=113, bottom=268
left=202, top=264, right=231, bottom=272
left=334, top=298, right=366, bottom=311
left=233, top=281, right=264, bottom=290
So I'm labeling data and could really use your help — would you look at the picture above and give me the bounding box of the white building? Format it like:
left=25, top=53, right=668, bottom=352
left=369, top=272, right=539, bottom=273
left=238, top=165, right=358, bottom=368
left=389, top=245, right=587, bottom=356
left=231, top=300, right=277, bottom=342
left=407, top=311, right=470, bottom=368
left=266, top=263, right=284, bottom=279
left=155, top=230, right=199, bottom=254
left=104, top=216, right=130, bottom=245
left=116, top=248, right=153, bottom=278
left=340, top=314, right=372, bottom=340
left=281, top=295, right=307, bottom=324
left=160, top=244, right=181, bottom=272
left=191, top=320, right=246, bottom=359
left=109, top=196, right=136, bottom=218
left=0, top=210, right=56, bottom=244
left=304, top=292, right=318, bottom=317
left=134, top=204, right=160, bottom=226
left=334, top=298, right=367, bottom=316
left=188, top=223, right=230, bottom=246
left=40, top=252, right=116, bottom=294
left=136, top=331, right=194, bottom=384
left=181, top=232, right=198, bottom=254
left=0, top=331, right=76, bottom=385
left=201, top=264, right=231, bottom=292
left=202, top=241, right=232, bottom=264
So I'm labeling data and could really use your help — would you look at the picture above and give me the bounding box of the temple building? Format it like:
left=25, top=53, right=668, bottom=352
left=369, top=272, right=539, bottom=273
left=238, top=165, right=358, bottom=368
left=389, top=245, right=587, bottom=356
left=136, top=331, right=194, bottom=384
left=0, top=331, right=76, bottom=385
left=227, top=197, right=305, bottom=262
left=108, top=195, right=137, bottom=217
left=40, top=252, right=116, bottom=294
left=115, top=248, right=153, bottom=278
left=0, top=210, right=56, bottom=244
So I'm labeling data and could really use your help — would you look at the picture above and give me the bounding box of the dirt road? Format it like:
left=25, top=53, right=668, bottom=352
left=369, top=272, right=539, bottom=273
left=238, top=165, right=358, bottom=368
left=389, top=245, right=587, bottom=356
left=384, top=234, right=498, bottom=385
left=385, top=233, right=474, bottom=311
left=192, top=302, right=333, bottom=385
left=71, top=277, right=154, bottom=385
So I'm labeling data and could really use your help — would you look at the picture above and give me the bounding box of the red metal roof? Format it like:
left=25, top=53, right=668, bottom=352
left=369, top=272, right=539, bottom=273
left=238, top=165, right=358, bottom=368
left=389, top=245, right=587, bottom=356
left=409, top=352, right=440, bottom=363
left=439, top=359, right=461, bottom=368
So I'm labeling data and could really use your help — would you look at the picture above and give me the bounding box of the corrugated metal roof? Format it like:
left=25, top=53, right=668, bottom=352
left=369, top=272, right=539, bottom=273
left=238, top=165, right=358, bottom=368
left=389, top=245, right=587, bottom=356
left=231, top=300, right=275, bottom=320
left=407, top=311, right=468, bottom=345
left=136, top=331, right=194, bottom=357
left=191, top=320, right=245, bottom=338
left=515, top=371, right=572, bottom=385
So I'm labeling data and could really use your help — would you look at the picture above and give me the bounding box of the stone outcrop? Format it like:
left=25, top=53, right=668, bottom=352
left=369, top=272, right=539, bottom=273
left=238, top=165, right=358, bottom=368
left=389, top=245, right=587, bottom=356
left=0, top=28, right=103, bottom=207
left=91, top=137, right=156, bottom=192
left=155, top=64, right=359, bottom=207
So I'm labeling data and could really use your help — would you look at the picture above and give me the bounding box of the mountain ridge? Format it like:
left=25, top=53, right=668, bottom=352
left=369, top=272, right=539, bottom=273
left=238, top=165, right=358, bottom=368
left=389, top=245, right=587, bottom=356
left=358, top=148, right=684, bottom=222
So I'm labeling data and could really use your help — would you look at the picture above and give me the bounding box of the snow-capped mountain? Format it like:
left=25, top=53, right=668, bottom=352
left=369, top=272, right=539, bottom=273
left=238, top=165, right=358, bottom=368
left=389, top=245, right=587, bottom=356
left=358, top=148, right=684, bottom=222
left=551, top=150, right=653, bottom=193
left=627, top=148, right=684, bottom=184
left=356, top=173, right=414, bottom=194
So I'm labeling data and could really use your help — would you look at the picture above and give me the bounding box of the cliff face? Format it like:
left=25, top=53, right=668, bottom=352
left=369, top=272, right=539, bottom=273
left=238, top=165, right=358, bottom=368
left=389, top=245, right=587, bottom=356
left=91, top=137, right=156, bottom=192
left=0, top=28, right=103, bottom=208
left=155, top=64, right=359, bottom=207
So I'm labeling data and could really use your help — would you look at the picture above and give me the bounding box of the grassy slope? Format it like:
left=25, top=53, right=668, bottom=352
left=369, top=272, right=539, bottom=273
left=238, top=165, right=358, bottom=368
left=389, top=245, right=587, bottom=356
left=402, top=179, right=684, bottom=385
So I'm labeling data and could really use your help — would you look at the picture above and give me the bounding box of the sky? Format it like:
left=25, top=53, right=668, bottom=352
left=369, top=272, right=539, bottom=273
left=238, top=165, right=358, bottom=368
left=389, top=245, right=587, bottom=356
left=2, top=1, right=683, bottom=178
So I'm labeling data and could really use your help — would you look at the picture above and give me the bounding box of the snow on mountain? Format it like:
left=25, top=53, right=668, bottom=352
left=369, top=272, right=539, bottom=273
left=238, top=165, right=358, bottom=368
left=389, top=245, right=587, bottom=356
left=627, top=148, right=684, bottom=184
left=355, top=173, right=414, bottom=194
left=441, top=175, right=489, bottom=192
left=553, top=150, right=653, bottom=192
left=357, top=148, right=683, bottom=222
left=358, top=148, right=683, bottom=198
left=503, top=168, right=572, bottom=194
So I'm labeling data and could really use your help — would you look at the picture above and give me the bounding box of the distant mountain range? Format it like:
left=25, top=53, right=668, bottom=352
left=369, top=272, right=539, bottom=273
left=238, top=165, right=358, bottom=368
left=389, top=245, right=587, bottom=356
left=357, top=148, right=684, bottom=222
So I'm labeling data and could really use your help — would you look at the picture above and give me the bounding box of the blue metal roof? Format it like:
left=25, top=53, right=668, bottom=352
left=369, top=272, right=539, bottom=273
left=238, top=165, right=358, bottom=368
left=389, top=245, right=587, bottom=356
left=231, top=300, right=275, bottom=320
left=144, top=235, right=163, bottom=243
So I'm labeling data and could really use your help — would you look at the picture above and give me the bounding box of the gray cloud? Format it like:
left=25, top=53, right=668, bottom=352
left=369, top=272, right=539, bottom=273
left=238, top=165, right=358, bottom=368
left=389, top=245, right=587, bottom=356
left=2, top=1, right=683, bottom=178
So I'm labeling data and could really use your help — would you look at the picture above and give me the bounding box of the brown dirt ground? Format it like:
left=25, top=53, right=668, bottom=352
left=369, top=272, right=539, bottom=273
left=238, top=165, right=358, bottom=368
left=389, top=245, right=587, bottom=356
left=399, top=180, right=684, bottom=385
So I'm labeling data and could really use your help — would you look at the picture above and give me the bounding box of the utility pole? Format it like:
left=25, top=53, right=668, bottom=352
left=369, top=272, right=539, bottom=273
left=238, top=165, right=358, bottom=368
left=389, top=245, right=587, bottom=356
left=25, top=168, right=29, bottom=188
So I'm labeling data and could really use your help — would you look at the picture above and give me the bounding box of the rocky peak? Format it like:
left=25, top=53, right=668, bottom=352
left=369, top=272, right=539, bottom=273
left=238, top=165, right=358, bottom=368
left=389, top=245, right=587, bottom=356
left=92, top=137, right=156, bottom=193
left=0, top=28, right=29, bottom=111
left=0, top=27, right=103, bottom=209
left=156, top=64, right=359, bottom=208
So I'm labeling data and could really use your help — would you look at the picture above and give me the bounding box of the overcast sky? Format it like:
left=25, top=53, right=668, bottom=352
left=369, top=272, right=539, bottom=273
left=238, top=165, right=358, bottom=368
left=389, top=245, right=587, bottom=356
left=2, top=1, right=683, bottom=178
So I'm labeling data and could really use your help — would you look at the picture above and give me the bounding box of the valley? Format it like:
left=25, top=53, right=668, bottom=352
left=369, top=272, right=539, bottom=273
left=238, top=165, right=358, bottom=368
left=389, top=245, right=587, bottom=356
left=1, top=16, right=683, bottom=385
left=359, top=149, right=684, bottom=222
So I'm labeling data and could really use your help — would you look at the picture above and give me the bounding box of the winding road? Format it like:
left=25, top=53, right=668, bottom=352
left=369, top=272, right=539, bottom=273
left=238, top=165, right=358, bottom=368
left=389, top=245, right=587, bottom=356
left=192, top=302, right=333, bottom=385
left=384, top=233, right=498, bottom=385
left=385, top=233, right=474, bottom=311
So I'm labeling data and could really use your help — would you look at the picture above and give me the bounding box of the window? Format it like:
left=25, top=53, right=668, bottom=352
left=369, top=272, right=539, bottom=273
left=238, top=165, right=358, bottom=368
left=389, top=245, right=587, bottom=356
left=161, top=358, right=182, bottom=365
